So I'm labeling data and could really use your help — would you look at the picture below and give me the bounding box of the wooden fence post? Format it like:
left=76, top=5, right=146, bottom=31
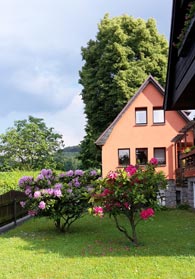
left=13, top=198, right=17, bottom=226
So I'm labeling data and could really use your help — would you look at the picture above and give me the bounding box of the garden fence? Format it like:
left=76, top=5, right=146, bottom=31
left=0, top=190, right=27, bottom=227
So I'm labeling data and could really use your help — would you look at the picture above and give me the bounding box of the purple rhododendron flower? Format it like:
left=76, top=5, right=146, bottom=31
left=67, top=188, right=73, bottom=194
left=20, top=201, right=26, bottom=208
left=46, top=188, right=54, bottom=195
left=74, top=169, right=84, bottom=176
left=54, top=183, right=63, bottom=190
left=90, top=170, right=97, bottom=176
left=36, top=174, right=44, bottom=181
left=34, top=191, right=41, bottom=199
left=73, top=178, right=80, bottom=187
left=25, top=186, right=32, bottom=196
left=59, top=173, right=65, bottom=178
left=87, top=186, right=94, bottom=193
left=66, top=170, right=74, bottom=177
left=18, top=176, right=33, bottom=186
left=41, top=169, right=53, bottom=178
left=53, top=189, right=62, bottom=197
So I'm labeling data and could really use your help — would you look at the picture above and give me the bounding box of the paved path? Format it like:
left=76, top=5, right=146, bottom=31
left=0, top=215, right=31, bottom=234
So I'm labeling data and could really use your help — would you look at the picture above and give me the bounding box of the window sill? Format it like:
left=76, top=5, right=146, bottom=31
left=152, top=123, right=165, bottom=126
left=135, top=124, right=147, bottom=127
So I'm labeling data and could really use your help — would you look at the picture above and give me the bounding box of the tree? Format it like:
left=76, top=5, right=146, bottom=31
left=0, top=116, right=64, bottom=170
left=79, top=14, right=168, bottom=168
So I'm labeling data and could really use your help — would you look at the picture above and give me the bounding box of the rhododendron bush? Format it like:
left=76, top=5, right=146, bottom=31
left=19, top=169, right=99, bottom=232
left=90, top=159, right=167, bottom=245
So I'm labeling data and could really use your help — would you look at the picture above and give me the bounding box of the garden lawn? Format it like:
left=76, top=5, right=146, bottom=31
left=1, top=209, right=195, bottom=279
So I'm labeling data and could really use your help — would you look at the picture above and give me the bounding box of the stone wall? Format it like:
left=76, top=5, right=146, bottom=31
left=164, top=179, right=176, bottom=207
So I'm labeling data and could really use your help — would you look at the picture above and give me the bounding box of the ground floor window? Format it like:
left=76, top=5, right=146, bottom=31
left=154, top=147, right=166, bottom=165
left=118, top=149, right=130, bottom=166
left=136, top=148, right=148, bottom=165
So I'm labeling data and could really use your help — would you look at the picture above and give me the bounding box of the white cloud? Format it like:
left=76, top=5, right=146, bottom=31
left=34, top=94, right=86, bottom=146
left=0, top=94, right=86, bottom=146
left=0, top=0, right=172, bottom=146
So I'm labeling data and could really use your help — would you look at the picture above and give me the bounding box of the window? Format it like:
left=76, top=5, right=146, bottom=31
left=153, top=108, right=165, bottom=124
left=154, top=148, right=166, bottom=165
left=136, top=148, right=148, bottom=165
left=118, top=149, right=130, bottom=166
left=135, top=108, right=147, bottom=124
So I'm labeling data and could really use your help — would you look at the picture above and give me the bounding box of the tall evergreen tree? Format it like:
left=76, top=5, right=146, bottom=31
left=79, top=14, right=168, bottom=169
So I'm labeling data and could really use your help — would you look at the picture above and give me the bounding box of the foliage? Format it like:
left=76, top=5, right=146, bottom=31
left=1, top=211, right=195, bottom=279
left=79, top=14, right=168, bottom=167
left=19, top=168, right=100, bottom=232
left=0, top=170, right=40, bottom=194
left=0, top=115, right=64, bottom=170
left=174, top=1, right=195, bottom=49
left=90, top=158, right=167, bottom=245
left=54, top=146, right=82, bottom=170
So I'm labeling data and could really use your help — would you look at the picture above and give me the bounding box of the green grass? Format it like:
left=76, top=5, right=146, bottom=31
left=1, top=210, right=195, bottom=279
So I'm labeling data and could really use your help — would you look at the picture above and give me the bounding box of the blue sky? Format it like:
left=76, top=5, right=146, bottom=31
left=0, top=0, right=178, bottom=146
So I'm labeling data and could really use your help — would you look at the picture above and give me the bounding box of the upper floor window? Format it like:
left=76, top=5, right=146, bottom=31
left=136, top=148, right=148, bottom=165
left=154, top=148, right=166, bottom=165
left=153, top=108, right=165, bottom=124
left=135, top=108, right=147, bottom=125
left=118, top=148, right=130, bottom=166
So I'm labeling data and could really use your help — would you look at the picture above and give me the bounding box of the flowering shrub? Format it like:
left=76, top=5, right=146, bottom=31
left=19, top=168, right=100, bottom=232
left=90, top=159, right=167, bottom=245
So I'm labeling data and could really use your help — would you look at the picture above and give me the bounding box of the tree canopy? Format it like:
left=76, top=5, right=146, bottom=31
left=79, top=14, right=168, bottom=168
left=0, top=116, right=64, bottom=170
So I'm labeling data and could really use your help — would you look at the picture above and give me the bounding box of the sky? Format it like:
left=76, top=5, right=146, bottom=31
left=0, top=0, right=179, bottom=146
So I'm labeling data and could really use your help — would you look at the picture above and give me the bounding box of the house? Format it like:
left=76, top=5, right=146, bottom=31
left=164, top=0, right=195, bottom=110
left=95, top=75, right=191, bottom=207
left=170, top=120, right=195, bottom=207
left=163, top=0, right=195, bottom=206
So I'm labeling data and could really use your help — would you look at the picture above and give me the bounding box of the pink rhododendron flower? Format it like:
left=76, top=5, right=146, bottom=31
left=38, top=201, right=46, bottom=210
left=34, top=191, right=41, bottom=199
left=125, top=165, right=137, bottom=176
left=101, top=188, right=113, bottom=196
left=108, top=171, right=118, bottom=179
left=93, top=206, right=104, bottom=218
left=149, top=158, right=158, bottom=165
left=28, top=210, right=37, bottom=216
left=140, top=208, right=155, bottom=220
left=123, top=202, right=129, bottom=209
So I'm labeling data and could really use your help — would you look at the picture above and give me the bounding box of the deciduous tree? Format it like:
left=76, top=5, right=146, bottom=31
left=79, top=14, right=168, bottom=168
left=0, top=116, right=64, bottom=170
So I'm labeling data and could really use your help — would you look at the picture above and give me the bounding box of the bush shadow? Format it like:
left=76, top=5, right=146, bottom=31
left=1, top=210, right=195, bottom=258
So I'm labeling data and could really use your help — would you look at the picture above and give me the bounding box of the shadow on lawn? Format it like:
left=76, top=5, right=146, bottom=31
left=1, top=210, right=195, bottom=258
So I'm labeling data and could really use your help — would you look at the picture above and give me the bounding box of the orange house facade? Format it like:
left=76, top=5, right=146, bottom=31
left=96, top=76, right=192, bottom=207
